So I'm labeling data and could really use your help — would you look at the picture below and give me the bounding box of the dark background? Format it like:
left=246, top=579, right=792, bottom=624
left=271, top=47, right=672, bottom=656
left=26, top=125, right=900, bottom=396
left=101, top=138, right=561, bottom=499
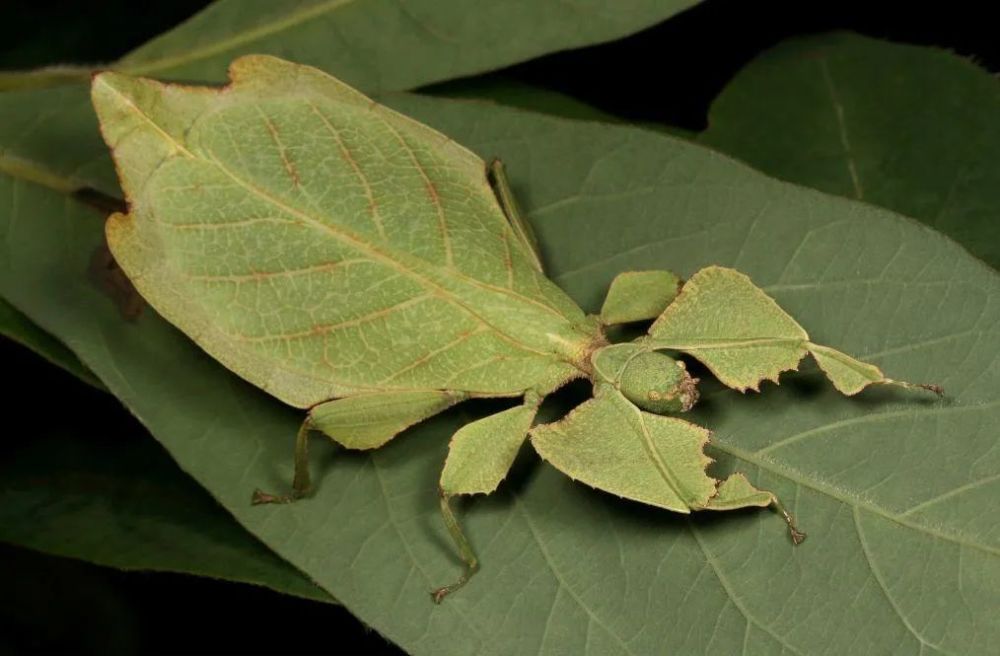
left=1, top=1, right=996, bottom=654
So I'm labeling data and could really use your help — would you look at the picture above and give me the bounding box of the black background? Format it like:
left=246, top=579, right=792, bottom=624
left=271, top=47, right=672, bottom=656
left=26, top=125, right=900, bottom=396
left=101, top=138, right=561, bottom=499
left=1, top=1, right=996, bottom=654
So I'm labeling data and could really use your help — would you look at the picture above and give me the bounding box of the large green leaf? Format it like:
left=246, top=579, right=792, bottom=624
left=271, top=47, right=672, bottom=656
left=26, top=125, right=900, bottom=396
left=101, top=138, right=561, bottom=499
left=2, top=89, right=997, bottom=653
left=701, top=32, right=1000, bottom=268
left=0, top=298, right=102, bottom=389
left=425, top=76, right=693, bottom=138
left=0, top=84, right=118, bottom=194
left=1, top=0, right=700, bottom=92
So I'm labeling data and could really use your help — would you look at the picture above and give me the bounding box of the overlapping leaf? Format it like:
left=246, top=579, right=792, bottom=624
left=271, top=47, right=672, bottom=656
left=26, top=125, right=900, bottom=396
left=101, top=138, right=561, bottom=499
left=1, top=84, right=996, bottom=655
left=0, top=299, right=101, bottom=388
left=0, top=424, right=329, bottom=603
left=701, top=32, right=1000, bottom=268
left=1, top=0, right=702, bottom=92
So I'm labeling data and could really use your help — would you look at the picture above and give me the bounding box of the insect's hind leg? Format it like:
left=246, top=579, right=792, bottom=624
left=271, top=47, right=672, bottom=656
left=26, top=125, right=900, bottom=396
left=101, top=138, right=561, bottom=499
left=769, top=495, right=807, bottom=545
left=431, top=490, right=480, bottom=604
left=251, top=417, right=315, bottom=505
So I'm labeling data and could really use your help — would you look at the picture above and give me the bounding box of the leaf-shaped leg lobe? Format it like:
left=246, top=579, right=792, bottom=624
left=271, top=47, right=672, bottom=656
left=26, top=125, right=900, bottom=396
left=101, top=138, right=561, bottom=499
left=600, top=270, right=682, bottom=325
left=433, top=400, right=538, bottom=603
left=530, top=385, right=805, bottom=542
left=648, top=266, right=940, bottom=397
left=700, top=473, right=806, bottom=544
left=531, top=385, right=716, bottom=511
left=252, top=390, right=464, bottom=505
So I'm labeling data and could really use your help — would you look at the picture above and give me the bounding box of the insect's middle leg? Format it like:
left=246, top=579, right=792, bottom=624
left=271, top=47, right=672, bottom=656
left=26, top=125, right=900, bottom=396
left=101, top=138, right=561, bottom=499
left=431, top=399, right=539, bottom=603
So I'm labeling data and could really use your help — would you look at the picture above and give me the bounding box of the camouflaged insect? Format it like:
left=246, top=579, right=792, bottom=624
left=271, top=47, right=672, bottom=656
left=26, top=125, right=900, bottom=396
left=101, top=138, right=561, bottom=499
left=91, top=56, right=939, bottom=602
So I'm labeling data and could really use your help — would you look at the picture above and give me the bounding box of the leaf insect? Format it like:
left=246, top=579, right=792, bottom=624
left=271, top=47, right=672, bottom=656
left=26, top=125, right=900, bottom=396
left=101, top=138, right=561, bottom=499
left=91, top=56, right=941, bottom=603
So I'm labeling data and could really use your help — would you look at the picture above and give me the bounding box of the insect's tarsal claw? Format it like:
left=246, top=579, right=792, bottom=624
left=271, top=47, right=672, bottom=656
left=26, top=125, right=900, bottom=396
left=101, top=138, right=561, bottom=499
left=430, top=560, right=479, bottom=604
left=920, top=383, right=945, bottom=397
left=251, top=488, right=299, bottom=505
left=888, top=379, right=944, bottom=397
left=770, top=497, right=806, bottom=544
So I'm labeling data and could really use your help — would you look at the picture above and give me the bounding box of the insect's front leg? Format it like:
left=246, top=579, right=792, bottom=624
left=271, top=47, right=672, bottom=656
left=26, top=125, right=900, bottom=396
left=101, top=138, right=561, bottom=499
left=699, top=473, right=806, bottom=544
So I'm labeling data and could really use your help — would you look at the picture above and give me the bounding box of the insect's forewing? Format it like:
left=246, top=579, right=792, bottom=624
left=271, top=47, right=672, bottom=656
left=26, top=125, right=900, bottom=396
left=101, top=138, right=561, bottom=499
left=92, top=56, right=592, bottom=408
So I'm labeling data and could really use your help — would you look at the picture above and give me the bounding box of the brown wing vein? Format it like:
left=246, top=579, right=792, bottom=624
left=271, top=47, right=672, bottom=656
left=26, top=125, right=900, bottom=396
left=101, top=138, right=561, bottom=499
left=199, top=152, right=560, bottom=357
left=229, top=293, right=435, bottom=342
left=184, top=258, right=371, bottom=283
left=305, top=100, right=388, bottom=240
left=378, top=119, right=454, bottom=267
left=376, top=327, right=489, bottom=385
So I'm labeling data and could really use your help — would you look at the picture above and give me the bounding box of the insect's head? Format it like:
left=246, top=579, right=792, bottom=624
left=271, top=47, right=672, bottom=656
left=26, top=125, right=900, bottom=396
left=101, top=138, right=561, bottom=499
left=592, top=345, right=700, bottom=413
left=619, top=350, right=699, bottom=413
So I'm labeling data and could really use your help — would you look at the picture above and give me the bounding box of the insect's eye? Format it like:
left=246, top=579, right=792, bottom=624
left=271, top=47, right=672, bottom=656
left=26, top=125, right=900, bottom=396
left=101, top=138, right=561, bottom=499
left=619, top=351, right=699, bottom=414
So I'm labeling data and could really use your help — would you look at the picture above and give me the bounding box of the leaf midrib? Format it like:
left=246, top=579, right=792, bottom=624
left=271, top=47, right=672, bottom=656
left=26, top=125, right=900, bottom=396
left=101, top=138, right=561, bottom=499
left=119, top=0, right=360, bottom=76
left=715, top=439, right=1000, bottom=557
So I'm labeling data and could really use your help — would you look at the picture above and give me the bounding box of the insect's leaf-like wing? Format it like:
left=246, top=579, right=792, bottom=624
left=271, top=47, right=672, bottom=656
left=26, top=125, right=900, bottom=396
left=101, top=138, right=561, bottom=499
left=92, top=57, right=584, bottom=407
left=531, top=385, right=717, bottom=511
left=647, top=266, right=809, bottom=391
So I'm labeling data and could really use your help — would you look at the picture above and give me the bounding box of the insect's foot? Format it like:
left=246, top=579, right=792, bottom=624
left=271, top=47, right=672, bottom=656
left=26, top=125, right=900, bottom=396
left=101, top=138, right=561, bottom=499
left=887, top=379, right=944, bottom=397
left=770, top=497, right=806, bottom=545
left=430, top=586, right=452, bottom=605
left=430, top=561, right=479, bottom=604
left=251, top=488, right=299, bottom=505
left=919, top=383, right=944, bottom=396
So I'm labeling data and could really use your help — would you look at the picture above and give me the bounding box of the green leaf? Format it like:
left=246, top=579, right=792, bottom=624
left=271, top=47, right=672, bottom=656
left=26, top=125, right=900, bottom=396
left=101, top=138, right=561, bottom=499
left=0, top=84, right=119, bottom=195
left=701, top=32, right=1000, bottom=268
left=2, top=93, right=997, bottom=655
left=427, top=76, right=694, bottom=138
left=0, top=298, right=103, bottom=389
left=4, top=0, right=701, bottom=92
left=426, top=77, right=627, bottom=124
left=0, top=398, right=330, bottom=604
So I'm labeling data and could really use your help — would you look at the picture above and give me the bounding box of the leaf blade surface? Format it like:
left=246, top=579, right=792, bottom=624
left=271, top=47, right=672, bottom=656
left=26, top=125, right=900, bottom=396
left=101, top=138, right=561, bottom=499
left=701, top=32, right=1000, bottom=268
left=1, top=90, right=997, bottom=655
